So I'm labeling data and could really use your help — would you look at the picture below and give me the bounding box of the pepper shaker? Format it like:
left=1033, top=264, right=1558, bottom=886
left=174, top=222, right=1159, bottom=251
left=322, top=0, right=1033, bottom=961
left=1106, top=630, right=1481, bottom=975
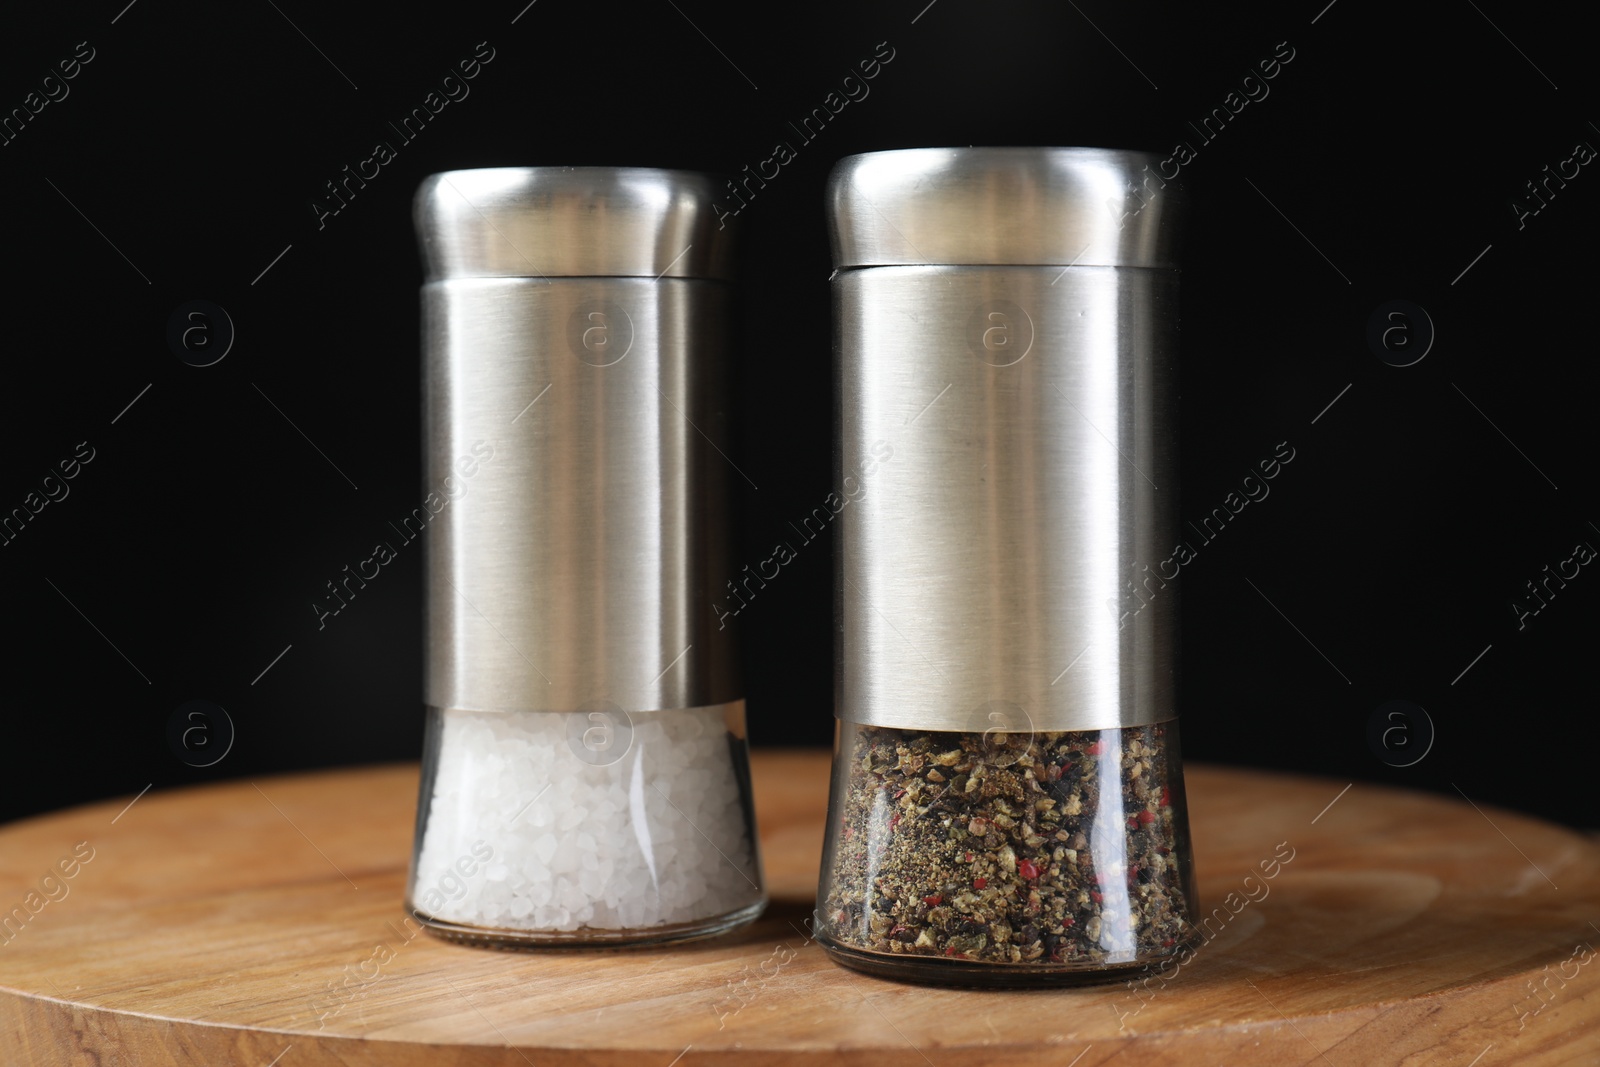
left=815, top=147, right=1200, bottom=984
left=406, top=166, right=765, bottom=946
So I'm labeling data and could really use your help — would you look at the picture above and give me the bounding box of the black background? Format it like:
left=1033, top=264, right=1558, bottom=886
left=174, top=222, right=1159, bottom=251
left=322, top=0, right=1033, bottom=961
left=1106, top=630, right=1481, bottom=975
left=1, top=0, right=1595, bottom=830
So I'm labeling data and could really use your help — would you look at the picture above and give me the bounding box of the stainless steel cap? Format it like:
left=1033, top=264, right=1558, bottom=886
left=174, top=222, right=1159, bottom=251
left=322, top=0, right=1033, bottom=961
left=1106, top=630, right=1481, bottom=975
left=831, top=147, right=1184, bottom=735
left=828, top=147, right=1183, bottom=270
left=417, top=166, right=738, bottom=716
left=416, top=167, right=735, bottom=282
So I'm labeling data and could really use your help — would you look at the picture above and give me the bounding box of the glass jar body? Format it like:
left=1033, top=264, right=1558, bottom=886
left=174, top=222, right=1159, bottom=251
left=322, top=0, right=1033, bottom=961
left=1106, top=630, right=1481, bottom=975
left=815, top=719, right=1198, bottom=986
left=407, top=701, right=765, bottom=946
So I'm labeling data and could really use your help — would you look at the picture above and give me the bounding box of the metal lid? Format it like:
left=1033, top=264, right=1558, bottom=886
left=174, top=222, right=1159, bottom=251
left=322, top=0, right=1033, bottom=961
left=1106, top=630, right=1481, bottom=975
left=828, top=147, right=1184, bottom=270
left=415, top=167, right=735, bottom=282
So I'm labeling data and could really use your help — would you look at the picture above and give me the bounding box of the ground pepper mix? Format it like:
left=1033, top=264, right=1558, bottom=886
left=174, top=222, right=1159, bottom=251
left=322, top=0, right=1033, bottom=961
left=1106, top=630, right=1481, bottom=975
left=818, top=722, right=1194, bottom=970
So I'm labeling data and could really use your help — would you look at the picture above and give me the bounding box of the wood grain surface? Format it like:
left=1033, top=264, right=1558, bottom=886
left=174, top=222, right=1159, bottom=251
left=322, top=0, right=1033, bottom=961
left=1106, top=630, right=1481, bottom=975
left=2, top=751, right=1598, bottom=1065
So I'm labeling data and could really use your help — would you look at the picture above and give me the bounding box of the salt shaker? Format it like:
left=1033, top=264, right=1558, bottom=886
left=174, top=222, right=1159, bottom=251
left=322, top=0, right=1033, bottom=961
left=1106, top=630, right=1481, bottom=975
left=815, top=147, right=1200, bottom=984
left=406, top=167, right=765, bottom=946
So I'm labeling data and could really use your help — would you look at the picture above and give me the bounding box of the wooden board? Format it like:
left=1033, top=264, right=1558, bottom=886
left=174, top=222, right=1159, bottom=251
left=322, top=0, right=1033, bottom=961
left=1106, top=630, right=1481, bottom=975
left=2, top=752, right=1598, bottom=1065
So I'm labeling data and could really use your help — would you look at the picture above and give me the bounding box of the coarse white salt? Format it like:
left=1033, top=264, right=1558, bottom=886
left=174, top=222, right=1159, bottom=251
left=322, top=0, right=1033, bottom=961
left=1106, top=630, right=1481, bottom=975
left=410, top=703, right=762, bottom=935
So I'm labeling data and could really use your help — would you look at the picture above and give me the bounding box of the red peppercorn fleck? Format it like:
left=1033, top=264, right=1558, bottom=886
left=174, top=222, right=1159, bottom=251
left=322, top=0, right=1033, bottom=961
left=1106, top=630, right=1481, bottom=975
left=923, top=894, right=942, bottom=906
left=964, top=852, right=974, bottom=863
left=1091, top=891, right=1103, bottom=904
left=1160, top=785, right=1171, bottom=808
left=1085, top=741, right=1105, bottom=756
left=1018, top=859, right=1040, bottom=880
left=973, top=877, right=987, bottom=890
left=1137, top=810, right=1156, bottom=826
left=1162, top=937, right=1176, bottom=948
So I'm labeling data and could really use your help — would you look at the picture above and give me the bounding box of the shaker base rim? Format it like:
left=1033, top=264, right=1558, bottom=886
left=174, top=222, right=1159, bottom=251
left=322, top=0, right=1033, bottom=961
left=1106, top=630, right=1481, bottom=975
left=410, top=897, right=767, bottom=950
left=813, top=927, right=1202, bottom=989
